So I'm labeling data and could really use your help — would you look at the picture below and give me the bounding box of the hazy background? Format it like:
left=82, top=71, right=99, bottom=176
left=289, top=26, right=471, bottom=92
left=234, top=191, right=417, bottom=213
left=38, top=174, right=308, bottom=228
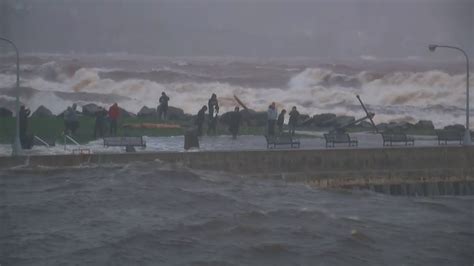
left=1, top=0, right=472, bottom=59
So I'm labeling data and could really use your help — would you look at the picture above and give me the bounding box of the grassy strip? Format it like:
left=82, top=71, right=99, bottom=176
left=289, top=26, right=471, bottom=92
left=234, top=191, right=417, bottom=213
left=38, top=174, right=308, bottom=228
left=0, top=117, right=267, bottom=144
left=1, top=116, right=438, bottom=145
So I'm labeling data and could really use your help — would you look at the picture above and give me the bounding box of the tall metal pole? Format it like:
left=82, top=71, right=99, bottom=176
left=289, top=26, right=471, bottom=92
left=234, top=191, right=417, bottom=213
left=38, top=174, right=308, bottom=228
left=429, top=44, right=471, bottom=145
left=0, top=37, right=22, bottom=155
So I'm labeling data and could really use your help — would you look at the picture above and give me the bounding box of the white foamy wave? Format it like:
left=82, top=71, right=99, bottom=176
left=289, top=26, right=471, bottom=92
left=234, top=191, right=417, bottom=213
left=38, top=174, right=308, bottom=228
left=1, top=64, right=473, bottom=128
left=288, top=68, right=473, bottom=127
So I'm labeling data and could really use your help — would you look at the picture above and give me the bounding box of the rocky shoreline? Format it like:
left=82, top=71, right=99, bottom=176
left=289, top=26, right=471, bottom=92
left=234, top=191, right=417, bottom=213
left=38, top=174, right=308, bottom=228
left=0, top=103, right=469, bottom=134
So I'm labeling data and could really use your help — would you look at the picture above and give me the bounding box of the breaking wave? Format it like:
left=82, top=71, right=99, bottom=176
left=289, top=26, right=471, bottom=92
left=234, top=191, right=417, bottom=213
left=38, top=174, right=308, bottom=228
left=0, top=57, right=472, bottom=128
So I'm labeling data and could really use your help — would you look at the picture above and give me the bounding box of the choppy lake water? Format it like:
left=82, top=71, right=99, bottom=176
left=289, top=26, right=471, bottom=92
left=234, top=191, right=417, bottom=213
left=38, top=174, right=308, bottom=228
left=1, top=161, right=472, bottom=265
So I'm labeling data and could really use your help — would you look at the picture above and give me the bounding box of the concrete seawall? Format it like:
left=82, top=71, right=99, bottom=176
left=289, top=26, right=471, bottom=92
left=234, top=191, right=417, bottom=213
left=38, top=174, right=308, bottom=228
left=1, top=146, right=473, bottom=195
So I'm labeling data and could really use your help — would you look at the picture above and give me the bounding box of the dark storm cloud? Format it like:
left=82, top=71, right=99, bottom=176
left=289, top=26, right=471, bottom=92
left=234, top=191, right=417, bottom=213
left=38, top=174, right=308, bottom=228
left=1, top=0, right=472, bottom=58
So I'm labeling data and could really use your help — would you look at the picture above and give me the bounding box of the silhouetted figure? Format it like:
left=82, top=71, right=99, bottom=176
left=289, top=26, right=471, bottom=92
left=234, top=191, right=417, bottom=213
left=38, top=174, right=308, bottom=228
left=207, top=93, right=219, bottom=135
left=277, top=109, right=286, bottom=135
left=94, top=107, right=107, bottom=139
left=108, top=103, right=119, bottom=136
left=267, top=102, right=278, bottom=136
left=64, top=103, right=79, bottom=135
left=19, top=105, right=31, bottom=148
left=158, top=92, right=170, bottom=120
left=229, top=106, right=242, bottom=139
left=288, top=106, right=300, bottom=136
left=195, top=105, right=207, bottom=136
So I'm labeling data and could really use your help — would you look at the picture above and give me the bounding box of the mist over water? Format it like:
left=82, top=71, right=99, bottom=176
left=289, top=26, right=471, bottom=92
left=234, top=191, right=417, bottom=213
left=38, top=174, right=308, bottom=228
left=1, top=0, right=473, bottom=58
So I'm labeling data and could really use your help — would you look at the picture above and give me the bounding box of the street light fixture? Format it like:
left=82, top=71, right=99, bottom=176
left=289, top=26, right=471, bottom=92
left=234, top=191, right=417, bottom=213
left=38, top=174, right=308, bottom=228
left=429, top=44, right=471, bottom=145
left=0, top=37, right=22, bottom=155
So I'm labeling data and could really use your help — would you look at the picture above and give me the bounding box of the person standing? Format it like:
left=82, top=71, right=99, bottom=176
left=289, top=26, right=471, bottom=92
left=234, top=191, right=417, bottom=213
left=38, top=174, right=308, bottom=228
left=64, top=103, right=79, bottom=135
left=158, top=92, right=170, bottom=120
left=19, top=105, right=31, bottom=148
left=288, top=106, right=300, bottom=136
left=228, top=106, right=242, bottom=139
left=196, top=105, right=208, bottom=136
left=277, top=109, right=286, bottom=135
left=267, top=102, right=278, bottom=136
left=207, top=93, right=219, bottom=135
left=94, top=107, right=107, bottom=139
left=108, top=103, right=119, bottom=136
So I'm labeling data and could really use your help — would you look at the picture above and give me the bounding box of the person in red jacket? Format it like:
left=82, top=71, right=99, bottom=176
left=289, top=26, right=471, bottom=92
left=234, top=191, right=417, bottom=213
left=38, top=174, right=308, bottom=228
left=108, top=103, right=120, bottom=136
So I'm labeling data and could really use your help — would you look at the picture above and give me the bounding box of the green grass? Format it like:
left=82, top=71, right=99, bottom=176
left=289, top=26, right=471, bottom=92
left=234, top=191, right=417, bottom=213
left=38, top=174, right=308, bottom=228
left=0, top=116, right=188, bottom=144
left=0, top=116, right=269, bottom=144
left=1, top=116, right=441, bottom=145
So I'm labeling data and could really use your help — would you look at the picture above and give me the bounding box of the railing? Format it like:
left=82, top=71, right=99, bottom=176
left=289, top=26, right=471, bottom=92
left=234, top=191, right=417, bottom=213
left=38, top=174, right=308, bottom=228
left=63, top=134, right=91, bottom=154
left=34, top=135, right=50, bottom=148
left=63, top=134, right=80, bottom=151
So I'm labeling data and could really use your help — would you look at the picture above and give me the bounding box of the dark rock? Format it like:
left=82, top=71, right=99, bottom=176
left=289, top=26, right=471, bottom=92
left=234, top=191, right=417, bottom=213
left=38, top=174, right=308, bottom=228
left=82, top=103, right=102, bottom=117
left=332, top=115, right=355, bottom=128
left=383, top=121, right=414, bottom=133
left=386, top=123, right=402, bottom=132
left=137, top=106, right=156, bottom=117
left=359, top=121, right=373, bottom=129
left=0, top=107, right=13, bottom=117
left=444, top=124, right=465, bottom=132
left=118, top=107, right=136, bottom=118
left=167, top=106, right=186, bottom=120
left=32, top=105, right=53, bottom=118
left=219, top=111, right=233, bottom=125
left=376, top=123, right=389, bottom=132
left=312, top=113, right=337, bottom=127
left=241, top=109, right=267, bottom=127
left=414, top=120, right=434, bottom=131
left=399, top=122, right=415, bottom=130
left=299, top=114, right=311, bottom=125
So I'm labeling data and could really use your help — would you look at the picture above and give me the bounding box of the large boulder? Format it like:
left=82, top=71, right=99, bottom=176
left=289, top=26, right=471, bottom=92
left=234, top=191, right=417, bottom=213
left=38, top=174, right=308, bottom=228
left=397, top=122, right=414, bottom=131
left=82, top=103, right=102, bottom=117
left=118, top=107, right=136, bottom=118
left=167, top=106, right=186, bottom=120
left=241, top=109, right=267, bottom=127
left=359, top=120, right=374, bottom=129
left=0, top=107, right=13, bottom=117
left=414, top=120, right=434, bottom=131
left=137, top=106, right=156, bottom=117
left=298, top=114, right=311, bottom=125
left=383, top=121, right=414, bottom=133
left=32, top=105, right=53, bottom=118
left=332, top=115, right=355, bottom=128
left=219, top=111, right=233, bottom=125
left=376, top=123, right=389, bottom=132
left=444, top=124, right=465, bottom=132
left=312, top=113, right=337, bottom=127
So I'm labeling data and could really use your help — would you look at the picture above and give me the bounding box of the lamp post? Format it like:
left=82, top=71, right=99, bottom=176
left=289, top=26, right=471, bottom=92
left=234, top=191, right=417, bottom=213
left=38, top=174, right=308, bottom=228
left=429, top=44, right=471, bottom=145
left=0, top=37, right=22, bottom=155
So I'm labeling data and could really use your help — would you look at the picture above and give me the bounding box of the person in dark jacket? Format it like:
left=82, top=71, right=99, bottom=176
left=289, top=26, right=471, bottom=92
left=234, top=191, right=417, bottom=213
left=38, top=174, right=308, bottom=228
left=94, top=107, right=108, bottom=139
left=207, top=93, right=219, bottom=135
left=228, top=106, right=242, bottom=139
left=267, top=102, right=278, bottom=136
left=64, top=103, right=79, bottom=135
left=288, top=106, right=300, bottom=136
left=158, top=92, right=170, bottom=120
left=196, top=105, right=208, bottom=136
left=19, top=105, right=31, bottom=148
left=277, top=109, right=286, bottom=135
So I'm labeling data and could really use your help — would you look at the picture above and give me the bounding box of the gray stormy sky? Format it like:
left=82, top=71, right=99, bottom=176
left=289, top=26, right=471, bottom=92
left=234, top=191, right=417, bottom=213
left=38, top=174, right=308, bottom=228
left=1, top=0, right=473, bottom=59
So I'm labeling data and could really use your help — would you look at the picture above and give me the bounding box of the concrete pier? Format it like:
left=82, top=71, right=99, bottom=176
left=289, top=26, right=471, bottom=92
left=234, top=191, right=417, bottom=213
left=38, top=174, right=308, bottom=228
left=1, top=146, right=473, bottom=195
